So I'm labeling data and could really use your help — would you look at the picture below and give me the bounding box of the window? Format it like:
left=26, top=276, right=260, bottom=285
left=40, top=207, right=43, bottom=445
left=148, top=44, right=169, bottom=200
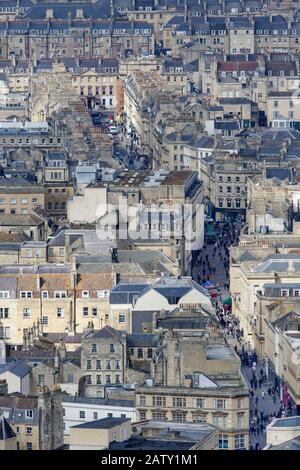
left=26, top=426, right=32, bottom=434
left=42, top=291, right=48, bottom=299
left=38, top=375, right=45, bottom=385
left=115, top=374, right=121, bottom=384
left=23, top=308, right=31, bottom=318
left=147, top=348, right=153, bottom=358
left=173, top=397, right=186, bottom=408
left=0, top=291, right=9, bottom=299
left=67, top=373, right=74, bottom=383
left=10, top=198, right=16, bottom=205
left=237, top=398, right=243, bottom=409
left=54, top=291, right=67, bottom=298
left=0, top=305, right=9, bottom=320
left=213, top=414, right=228, bottom=428
left=26, top=410, right=33, bottom=418
left=152, top=412, right=167, bottom=421
left=106, top=360, right=111, bottom=370
left=172, top=412, right=186, bottom=422
left=82, top=290, right=89, bottom=299
left=193, top=413, right=207, bottom=423
left=293, top=290, right=300, bottom=297
left=281, top=289, right=289, bottom=297
left=79, top=411, right=85, bottom=419
left=26, top=442, right=32, bottom=450
left=109, top=344, right=115, bottom=353
left=137, top=348, right=143, bottom=358
left=119, top=314, right=126, bottom=323
left=237, top=413, right=244, bottom=427
left=63, top=408, right=66, bottom=417
left=152, top=396, right=166, bottom=407
left=107, top=413, right=113, bottom=418
left=93, top=412, right=98, bottom=420
left=21, top=198, right=28, bottom=205
left=96, top=360, right=101, bottom=370
left=219, top=434, right=229, bottom=449
left=214, top=399, right=227, bottom=409
left=83, top=307, right=89, bottom=317
left=235, top=434, right=245, bottom=449
left=116, top=360, right=121, bottom=370
left=86, top=375, right=92, bottom=385
left=86, top=360, right=92, bottom=370
left=42, top=316, right=48, bottom=325
left=57, top=308, right=64, bottom=318
left=140, top=395, right=146, bottom=406
left=97, top=290, right=109, bottom=298
left=195, top=398, right=205, bottom=408
left=96, top=375, right=101, bottom=384
left=92, top=307, right=97, bottom=317
left=20, top=291, right=32, bottom=299
left=106, top=374, right=111, bottom=384
left=91, top=344, right=97, bottom=353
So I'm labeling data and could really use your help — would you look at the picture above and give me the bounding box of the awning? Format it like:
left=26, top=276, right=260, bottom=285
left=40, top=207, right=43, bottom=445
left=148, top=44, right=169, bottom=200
left=222, top=296, right=232, bottom=306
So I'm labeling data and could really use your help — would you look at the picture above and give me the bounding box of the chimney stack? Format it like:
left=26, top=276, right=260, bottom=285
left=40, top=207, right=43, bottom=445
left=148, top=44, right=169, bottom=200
left=76, top=8, right=84, bottom=19
left=46, top=9, right=54, bottom=20
left=0, top=340, right=6, bottom=365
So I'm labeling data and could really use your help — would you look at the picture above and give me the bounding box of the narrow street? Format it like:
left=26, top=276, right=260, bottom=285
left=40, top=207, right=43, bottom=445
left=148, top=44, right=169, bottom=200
left=241, top=361, right=282, bottom=450
left=191, top=221, right=286, bottom=450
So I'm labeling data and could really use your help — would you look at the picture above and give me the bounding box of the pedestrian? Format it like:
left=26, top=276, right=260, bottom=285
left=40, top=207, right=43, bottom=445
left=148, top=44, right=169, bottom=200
left=260, top=368, right=264, bottom=377
left=260, top=423, right=264, bottom=433
left=268, top=387, right=272, bottom=396
left=262, top=391, right=265, bottom=399
left=273, top=395, right=276, bottom=404
left=255, top=397, right=259, bottom=406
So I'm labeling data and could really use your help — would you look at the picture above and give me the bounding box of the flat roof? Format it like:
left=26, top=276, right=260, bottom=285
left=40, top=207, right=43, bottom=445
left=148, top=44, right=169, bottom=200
left=110, top=438, right=193, bottom=451
left=161, top=171, right=194, bottom=186
left=71, top=417, right=131, bottom=430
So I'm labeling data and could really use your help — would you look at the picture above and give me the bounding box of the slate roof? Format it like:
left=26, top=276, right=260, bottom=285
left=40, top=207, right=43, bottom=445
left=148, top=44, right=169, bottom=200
left=271, top=311, right=300, bottom=329
left=72, top=417, right=130, bottom=429
left=25, top=3, right=108, bottom=20
left=0, top=360, right=30, bottom=379
left=0, top=415, right=16, bottom=441
left=62, top=396, right=134, bottom=407
left=83, top=325, right=124, bottom=341
left=251, top=254, right=300, bottom=273
left=269, top=435, right=300, bottom=451
left=126, top=334, right=160, bottom=348
left=109, top=282, right=150, bottom=305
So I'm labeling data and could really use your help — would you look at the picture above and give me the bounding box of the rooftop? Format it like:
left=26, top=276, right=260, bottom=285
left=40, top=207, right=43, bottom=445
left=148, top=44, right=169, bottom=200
left=71, top=417, right=131, bottom=430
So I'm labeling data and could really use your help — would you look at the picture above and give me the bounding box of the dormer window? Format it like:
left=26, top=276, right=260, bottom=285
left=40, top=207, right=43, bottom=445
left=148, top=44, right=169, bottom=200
left=26, top=410, right=33, bottom=418
left=281, top=289, right=289, bottom=297
left=82, top=290, right=89, bottom=299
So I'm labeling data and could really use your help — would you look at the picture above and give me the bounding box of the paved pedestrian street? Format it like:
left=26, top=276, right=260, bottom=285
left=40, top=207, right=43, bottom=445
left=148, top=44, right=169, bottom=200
left=192, top=222, right=287, bottom=450
left=241, top=361, right=282, bottom=450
